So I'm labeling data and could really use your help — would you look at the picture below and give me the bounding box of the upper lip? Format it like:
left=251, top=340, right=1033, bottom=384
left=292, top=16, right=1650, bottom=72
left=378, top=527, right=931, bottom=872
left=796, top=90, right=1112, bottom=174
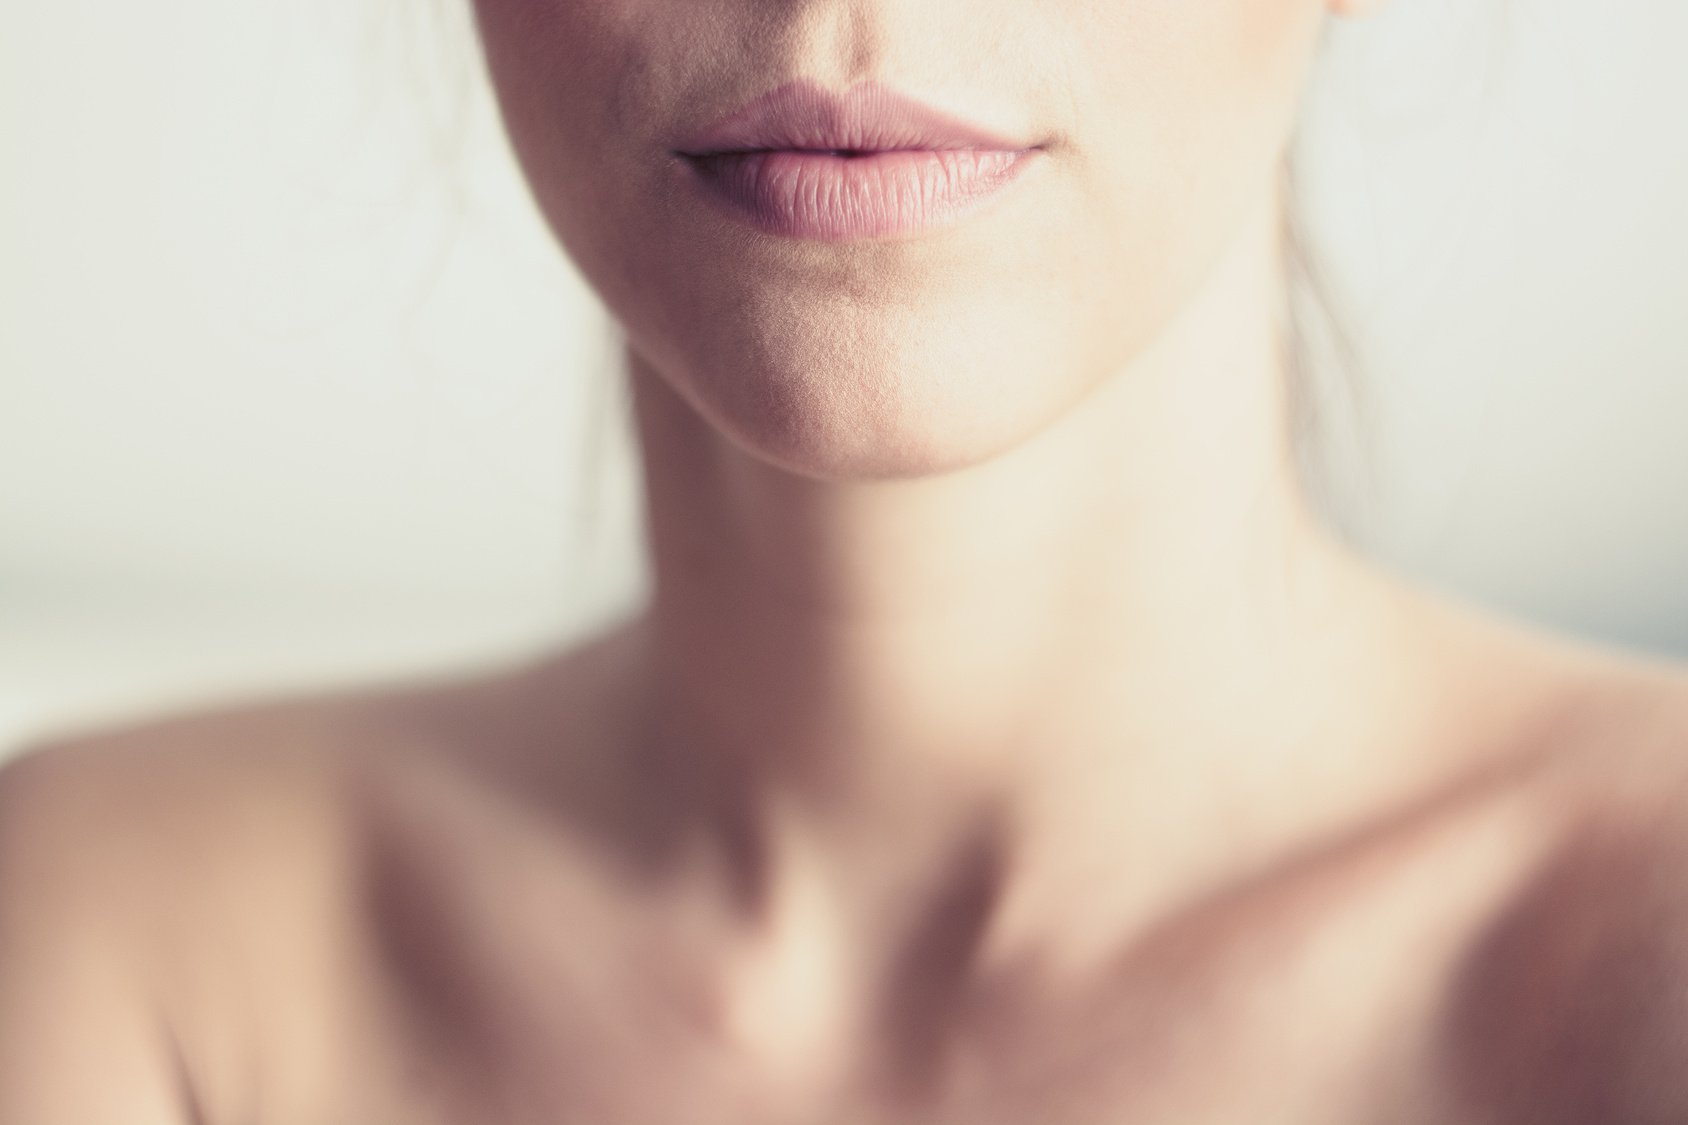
left=674, top=78, right=1037, bottom=156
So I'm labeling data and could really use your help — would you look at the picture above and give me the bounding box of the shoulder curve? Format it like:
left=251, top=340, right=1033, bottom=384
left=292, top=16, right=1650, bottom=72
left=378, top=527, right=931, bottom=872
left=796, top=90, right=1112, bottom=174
left=0, top=647, right=633, bottom=1124
left=0, top=736, right=207, bottom=1123
left=0, top=695, right=385, bottom=985
left=0, top=637, right=630, bottom=881
left=1538, top=646, right=1688, bottom=810
left=0, top=692, right=368, bottom=852
left=1435, top=653, right=1688, bottom=1125
left=0, top=691, right=435, bottom=1125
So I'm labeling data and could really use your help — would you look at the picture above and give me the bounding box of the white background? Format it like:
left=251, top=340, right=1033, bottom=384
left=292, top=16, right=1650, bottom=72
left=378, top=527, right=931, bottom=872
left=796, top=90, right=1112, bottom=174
left=3, top=0, right=1686, bottom=756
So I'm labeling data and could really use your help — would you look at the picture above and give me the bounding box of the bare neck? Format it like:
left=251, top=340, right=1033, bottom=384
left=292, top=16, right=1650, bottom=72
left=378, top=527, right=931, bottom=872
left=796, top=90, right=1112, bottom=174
left=593, top=186, right=1488, bottom=1029
left=628, top=190, right=1382, bottom=795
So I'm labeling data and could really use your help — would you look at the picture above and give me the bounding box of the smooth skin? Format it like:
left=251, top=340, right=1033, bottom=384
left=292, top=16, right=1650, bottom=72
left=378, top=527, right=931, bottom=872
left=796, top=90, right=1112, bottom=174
left=5, top=0, right=1688, bottom=1122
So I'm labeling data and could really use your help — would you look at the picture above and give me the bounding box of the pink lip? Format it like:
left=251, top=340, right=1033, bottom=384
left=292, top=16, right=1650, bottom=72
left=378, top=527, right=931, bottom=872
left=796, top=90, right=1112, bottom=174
left=673, top=79, right=1043, bottom=242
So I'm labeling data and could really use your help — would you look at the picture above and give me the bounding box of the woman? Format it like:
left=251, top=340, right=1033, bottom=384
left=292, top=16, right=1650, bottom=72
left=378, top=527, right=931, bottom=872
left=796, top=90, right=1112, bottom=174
left=4, top=0, right=1687, bottom=1121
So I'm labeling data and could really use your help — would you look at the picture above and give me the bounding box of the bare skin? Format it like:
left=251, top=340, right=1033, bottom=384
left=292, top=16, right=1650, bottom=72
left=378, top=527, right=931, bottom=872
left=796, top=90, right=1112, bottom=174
left=3, top=599, right=1688, bottom=1125
left=6, top=0, right=1688, bottom=1122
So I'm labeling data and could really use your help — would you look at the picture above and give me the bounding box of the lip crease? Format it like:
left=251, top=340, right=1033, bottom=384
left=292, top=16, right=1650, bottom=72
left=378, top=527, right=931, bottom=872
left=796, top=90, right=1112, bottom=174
left=673, top=78, right=1044, bottom=242
left=675, top=77, right=1036, bottom=155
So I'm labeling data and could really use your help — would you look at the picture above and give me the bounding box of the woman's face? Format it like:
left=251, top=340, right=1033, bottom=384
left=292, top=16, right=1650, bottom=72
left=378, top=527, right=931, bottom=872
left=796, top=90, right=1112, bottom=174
left=472, top=0, right=1338, bottom=479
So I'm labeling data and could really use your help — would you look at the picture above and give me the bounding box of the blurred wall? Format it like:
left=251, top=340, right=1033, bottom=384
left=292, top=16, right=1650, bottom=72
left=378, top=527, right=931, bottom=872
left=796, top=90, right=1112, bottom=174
left=1296, top=0, right=1688, bottom=656
left=3, top=0, right=1686, bottom=753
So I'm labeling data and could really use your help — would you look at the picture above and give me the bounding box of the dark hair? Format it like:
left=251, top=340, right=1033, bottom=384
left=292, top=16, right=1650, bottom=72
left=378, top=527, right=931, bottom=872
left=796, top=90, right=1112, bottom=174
left=1281, top=146, right=1373, bottom=547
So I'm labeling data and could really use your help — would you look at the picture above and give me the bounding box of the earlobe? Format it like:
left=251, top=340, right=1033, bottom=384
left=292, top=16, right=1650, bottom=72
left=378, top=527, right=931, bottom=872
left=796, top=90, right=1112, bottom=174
left=1327, top=0, right=1391, bottom=17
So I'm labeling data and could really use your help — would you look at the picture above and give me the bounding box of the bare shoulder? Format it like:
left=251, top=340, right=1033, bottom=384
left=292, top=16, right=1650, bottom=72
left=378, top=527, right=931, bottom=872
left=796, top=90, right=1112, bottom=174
left=3, top=691, right=360, bottom=847
left=0, top=687, right=383, bottom=1124
left=0, top=634, right=634, bottom=971
left=0, top=632, right=641, bottom=1123
left=1436, top=634, right=1688, bottom=1124
left=0, top=679, right=414, bottom=922
left=0, top=674, right=445, bottom=977
left=0, top=626, right=633, bottom=898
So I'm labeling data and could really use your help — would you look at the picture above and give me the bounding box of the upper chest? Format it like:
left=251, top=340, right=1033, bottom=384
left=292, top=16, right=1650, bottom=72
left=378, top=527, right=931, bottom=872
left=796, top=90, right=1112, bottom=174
left=306, top=774, right=1573, bottom=1125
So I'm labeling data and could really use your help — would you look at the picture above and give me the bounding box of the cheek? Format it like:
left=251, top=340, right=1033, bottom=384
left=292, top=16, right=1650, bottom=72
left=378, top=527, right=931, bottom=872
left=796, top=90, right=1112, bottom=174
left=1053, top=0, right=1328, bottom=325
left=471, top=1, right=735, bottom=329
left=1079, top=0, right=1327, bottom=192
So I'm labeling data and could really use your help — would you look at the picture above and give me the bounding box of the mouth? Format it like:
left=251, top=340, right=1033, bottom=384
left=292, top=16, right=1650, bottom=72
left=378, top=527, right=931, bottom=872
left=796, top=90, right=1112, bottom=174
left=674, top=77, right=1040, bottom=157
left=673, top=80, right=1045, bottom=241
left=678, top=148, right=1037, bottom=242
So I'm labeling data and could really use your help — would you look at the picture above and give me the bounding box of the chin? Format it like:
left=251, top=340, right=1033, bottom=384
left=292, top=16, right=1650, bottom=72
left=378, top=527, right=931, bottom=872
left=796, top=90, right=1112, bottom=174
left=636, top=311, right=1105, bottom=483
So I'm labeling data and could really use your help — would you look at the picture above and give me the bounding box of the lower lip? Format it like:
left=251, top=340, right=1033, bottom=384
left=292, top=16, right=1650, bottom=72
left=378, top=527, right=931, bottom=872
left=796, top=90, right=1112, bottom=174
left=678, top=148, right=1039, bottom=242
